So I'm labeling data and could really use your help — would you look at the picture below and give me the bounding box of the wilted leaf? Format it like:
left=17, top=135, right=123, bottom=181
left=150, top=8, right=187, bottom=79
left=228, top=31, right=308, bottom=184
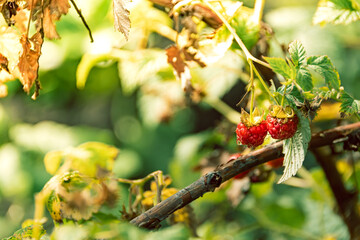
left=12, top=9, right=28, bottom=33
left=113, top=0, right=131, bottom=40
left=166, top=45, right=192, bottom=91
left=18, top=32, right=43, bottom=93
left=45, top=171, right=119, bottom=222
left=0, top=53, right=9, bottom=72
left=0, top=26, right=23, bottom=84
left=28, top=0, right=71, bottom=39
left=1, top=0, right=18, bottom=26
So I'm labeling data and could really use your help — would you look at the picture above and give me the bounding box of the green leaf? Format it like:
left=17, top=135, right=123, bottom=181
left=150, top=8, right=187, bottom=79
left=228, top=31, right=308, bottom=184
left=296, top=66, right=313, bottom=91
left=263, top=57, right=293, bottom=80
left=313, top=0, right=360, bottom=25
left=278, top=112, right=311, bottom=184
left=307, top=55, right=341, bottom=90
left=278, top=84, right=305, bottom=105
left=289, top=40, right=307, bottom=67
left=339, top=91, right=360, bottom=116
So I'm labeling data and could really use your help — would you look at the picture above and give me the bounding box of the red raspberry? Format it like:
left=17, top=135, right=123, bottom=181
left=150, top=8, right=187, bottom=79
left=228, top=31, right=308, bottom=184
left=236, top=121, right=268, bottom=148
left=266, top=114, right=299, bottom=140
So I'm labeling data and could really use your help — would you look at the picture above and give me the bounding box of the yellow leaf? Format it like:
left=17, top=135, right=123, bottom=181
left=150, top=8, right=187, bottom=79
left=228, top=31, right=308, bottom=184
left=0, top=26, right=22, bottom=84
left=44, top=150, right=64, bottom=175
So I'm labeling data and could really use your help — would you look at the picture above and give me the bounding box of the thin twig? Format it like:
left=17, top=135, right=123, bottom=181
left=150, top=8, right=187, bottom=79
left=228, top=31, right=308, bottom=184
left=130, top=122, right=360, bottom=228
left=70, top=0, right=94, bottom=43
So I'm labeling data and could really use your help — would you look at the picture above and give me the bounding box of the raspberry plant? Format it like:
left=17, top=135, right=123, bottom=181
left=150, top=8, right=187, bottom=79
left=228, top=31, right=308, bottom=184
left=1, top=0, right=360, bottom=239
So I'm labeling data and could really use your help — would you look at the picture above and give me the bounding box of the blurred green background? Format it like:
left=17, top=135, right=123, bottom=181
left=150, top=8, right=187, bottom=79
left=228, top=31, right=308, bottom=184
left=0, top=0, right=359, bottom=239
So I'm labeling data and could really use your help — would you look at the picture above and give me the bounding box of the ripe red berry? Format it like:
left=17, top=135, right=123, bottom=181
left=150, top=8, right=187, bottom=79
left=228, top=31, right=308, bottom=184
left=236, top=121, right=268, bottom=147
left=266, top=114, right=299, bottom=140
left=265, top=157, right=284, bottom=169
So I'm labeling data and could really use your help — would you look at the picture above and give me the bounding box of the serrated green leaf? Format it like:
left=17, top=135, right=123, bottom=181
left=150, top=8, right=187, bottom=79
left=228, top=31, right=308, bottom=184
left=264, top=57, right=293, bottom=80
left=313, top=0, right=360, bottom=25
left=296, top=66, right=313, bottom=91
left=307, top=55, right=340, bottom=90
left=340, top=91, right=360, bottom=116
left=278, top=112, right=311, bottom=184
left=289, top=40, right=307, bottom=67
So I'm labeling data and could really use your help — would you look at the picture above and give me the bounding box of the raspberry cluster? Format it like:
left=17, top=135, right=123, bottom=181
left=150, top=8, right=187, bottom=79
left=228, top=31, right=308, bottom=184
left=236, top=106, right=299, bottom=148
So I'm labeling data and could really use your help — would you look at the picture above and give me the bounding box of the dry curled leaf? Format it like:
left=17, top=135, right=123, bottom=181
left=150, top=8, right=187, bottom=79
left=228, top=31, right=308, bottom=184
left=28, top=0, right=71, bottom=39
left=18, top=32, right=43, bottom=93
left=1, top=0, right=19, bottom=26
left=113, top=0, right=131, bottom=40
left=0, top=26, right=23, bottom=88
left=166, top=45, right=192, bottom=91
left=0, top=53, right=9, bottom=72
left=46, top=171, right=119, bottom=223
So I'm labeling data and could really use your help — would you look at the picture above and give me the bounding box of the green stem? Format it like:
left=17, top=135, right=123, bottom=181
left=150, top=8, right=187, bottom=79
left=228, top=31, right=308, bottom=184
left=281, top=86, right=287, bottom=107
left=251, top=61, right=280, bottom=105
left=203, top=97, right=241, bottom=124
left=354, top=113, right=360, bottom=121
left=249, top=60, right=255, bottom=121
left=154, top=172, right=164, bottom=205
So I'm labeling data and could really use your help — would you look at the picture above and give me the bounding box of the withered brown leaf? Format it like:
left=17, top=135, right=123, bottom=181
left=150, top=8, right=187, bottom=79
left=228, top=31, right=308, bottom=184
left=18, top=32, right=43, bottom=93
left=28, top=0, right=70, bottom=39
left=1, top=0, right=19, bottom=26
left=113, top=0, right=131, bottom=40
left=0, top=53, right=9, bottom=73
left=166, top=45, right=192, bottom=91
left=0, top=26, right=23, bottom=85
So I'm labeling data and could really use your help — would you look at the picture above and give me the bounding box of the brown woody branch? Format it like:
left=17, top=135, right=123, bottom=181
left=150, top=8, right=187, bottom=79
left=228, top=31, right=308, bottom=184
left=130, top=122, right=360, bottom=229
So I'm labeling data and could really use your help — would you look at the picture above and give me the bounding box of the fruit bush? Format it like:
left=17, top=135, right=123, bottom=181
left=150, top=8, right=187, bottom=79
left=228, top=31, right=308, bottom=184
left=0, top=0, right=360, bottom=239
